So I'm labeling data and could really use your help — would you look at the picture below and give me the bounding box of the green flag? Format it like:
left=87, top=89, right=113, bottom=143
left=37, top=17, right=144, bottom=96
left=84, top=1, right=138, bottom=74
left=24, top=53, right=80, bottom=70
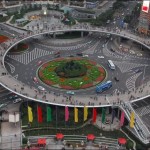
left=47, top=106, right=52, bottom=122
left=102, top=108, right=106, bottom=123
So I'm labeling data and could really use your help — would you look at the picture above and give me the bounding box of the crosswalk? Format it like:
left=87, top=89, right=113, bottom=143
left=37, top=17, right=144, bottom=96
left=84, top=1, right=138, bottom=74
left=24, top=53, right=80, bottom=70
left=135, top=105, right=150, bottom=117
left=113, top=61, right=146, bottom=73
left=103, top=46, right=123, bottom=59
left=5, top=61, right=15, bottom=73
left=83, top=41, right=99, bottom=54
left=113, top=89, right=121, bottom=94
left=7, top=48, right=54, bottom=65
left=126, top=72, right=142, bottom=91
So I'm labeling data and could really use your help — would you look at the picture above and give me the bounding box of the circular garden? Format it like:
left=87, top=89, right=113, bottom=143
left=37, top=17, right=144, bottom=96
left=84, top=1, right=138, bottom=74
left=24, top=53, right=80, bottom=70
left=0, top=35, right=9, bottom=44
left=38, top=58, right=106, bottom=90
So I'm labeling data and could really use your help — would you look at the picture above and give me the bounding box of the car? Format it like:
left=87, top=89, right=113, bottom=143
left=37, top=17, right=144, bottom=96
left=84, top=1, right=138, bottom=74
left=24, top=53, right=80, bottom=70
left=114, top=77, right=119, bottom=82
left=9, top=95, right=18, bottom=100
left=76, top=53, right=83, bottom=56
left=38, top=61, right=43, bottom=66
left=33, top=77, right=38, bottom=83
left=0, top=103, right=7, bottom=108
left=13, top=98, right=22, bottom=104
left=66, top=91, right=75, bottom=95
left=54, top=54, right=60, bottom=58
left=134, top=69, right=141, bottom=73
left=82, top=55, right=88, bottom=57
left=54, top=51, right=60, bottom=55
left=69, top=55, right=74, bottom=57
left=110, top=48, right=115, bottom=52
left=102, top=44, right=105, bottom=48
left=38, top=86, right=45, bottom=91
left=98, top=56, right=104, bottom=58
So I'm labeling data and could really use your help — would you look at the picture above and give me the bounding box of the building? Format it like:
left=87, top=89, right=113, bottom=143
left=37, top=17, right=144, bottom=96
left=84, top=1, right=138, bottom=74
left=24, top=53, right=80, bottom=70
left=138, top=0, right=150, bottom=35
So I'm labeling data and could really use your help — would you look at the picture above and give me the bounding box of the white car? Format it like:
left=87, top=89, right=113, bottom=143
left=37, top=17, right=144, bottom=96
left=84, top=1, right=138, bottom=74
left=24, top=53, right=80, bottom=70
left=66, top=91, right=75, bottom=95
left=102, top=44, right=105, bottom=48
left=82, top=55, right=89, bottom=57
left=13, top=98, right=22, bottom=104
left=98, top=56, right=104, bottom=58
left=38, top=86, right=45, bottom=91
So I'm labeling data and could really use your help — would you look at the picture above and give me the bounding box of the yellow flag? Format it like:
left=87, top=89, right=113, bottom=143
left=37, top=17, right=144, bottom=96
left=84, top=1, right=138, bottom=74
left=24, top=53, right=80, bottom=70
left=130, top=112, right=135, bottom=128
left=84, top=106, right=88, bottom=121
left=74, top=107, right=78, bottom=123
left=28, top=106, right=33, bottom=123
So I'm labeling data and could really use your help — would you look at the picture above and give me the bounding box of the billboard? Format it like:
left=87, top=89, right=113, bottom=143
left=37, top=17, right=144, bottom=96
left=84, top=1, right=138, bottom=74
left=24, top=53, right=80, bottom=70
left=142, top=0, right=150, bottom=13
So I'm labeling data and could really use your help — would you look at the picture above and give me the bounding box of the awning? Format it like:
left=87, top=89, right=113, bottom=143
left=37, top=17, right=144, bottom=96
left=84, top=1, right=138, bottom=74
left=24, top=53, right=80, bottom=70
left=87, top=134, right=95, bottom=140
left=37, top=138, right=46, bottom=145
left=118, top=138, right=127, bottom=145
left=56, top=133, right=64, bottom=140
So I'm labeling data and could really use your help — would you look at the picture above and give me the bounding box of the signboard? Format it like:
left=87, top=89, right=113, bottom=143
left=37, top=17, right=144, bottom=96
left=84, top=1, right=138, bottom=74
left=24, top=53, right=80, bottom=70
left=142, top=0, right=150, bottom=13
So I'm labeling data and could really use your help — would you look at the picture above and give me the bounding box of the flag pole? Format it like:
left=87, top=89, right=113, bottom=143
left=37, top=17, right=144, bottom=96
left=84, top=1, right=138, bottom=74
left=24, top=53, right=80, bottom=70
left=55, top=105, right=58, bottom=133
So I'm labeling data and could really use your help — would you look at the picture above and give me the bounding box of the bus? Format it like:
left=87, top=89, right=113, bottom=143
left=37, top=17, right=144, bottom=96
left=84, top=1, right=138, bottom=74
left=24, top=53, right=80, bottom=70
left=108, top=60, right=115, bottom=70
left=96, top=81, right=112, bottom=93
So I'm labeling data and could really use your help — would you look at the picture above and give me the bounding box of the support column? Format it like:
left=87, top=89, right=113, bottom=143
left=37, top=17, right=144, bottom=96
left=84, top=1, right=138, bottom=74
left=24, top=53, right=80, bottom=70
left=84, top=0, right=86, bottom=8
left=53, top=33, right=56, bottom=39
left=81, top=31, right=84, bottom=38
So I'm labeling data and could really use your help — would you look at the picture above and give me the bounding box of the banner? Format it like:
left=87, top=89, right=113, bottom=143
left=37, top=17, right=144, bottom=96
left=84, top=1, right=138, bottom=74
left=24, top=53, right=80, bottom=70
left=142, top=0, right=150, bottom=13
left=37, top=105, right=43, bottom=123
left=84, top=106, right=88, bottom=121
left=28, top=106, right=33, bottom=123
left=47, top=106, right=52, bottom=122
left=74, top=107, right=78, bottom=123
left=120, top=111, right=125, bottom=127
left=102, top=108, right=106, bottom=123
left=92, top=108, right=97, bottom=123
left=65, top=106, right=69, bottom=122
left=130, top=112, right=135, bottom=128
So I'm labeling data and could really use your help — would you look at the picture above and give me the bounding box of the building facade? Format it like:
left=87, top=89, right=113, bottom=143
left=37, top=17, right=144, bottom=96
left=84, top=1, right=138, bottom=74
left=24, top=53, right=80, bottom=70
left=138, top=0, right=150, bottom=35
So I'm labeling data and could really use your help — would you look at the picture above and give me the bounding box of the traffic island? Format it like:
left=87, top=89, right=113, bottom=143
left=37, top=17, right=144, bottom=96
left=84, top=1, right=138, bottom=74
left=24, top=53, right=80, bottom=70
left=38, top=58, right=106, bottom=90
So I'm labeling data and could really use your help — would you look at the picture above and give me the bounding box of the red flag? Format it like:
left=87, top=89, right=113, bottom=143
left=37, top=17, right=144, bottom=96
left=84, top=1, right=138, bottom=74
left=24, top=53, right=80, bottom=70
left=92, top=108, right=97, bottom=123
left=65, top=106, right=69, bottom=121
left=37, top=105, right=43, bottom=123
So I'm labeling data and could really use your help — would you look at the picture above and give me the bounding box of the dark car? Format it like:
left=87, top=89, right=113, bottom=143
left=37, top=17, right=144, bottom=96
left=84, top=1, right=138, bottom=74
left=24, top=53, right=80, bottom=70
left=76, top=53, right=83, bottom=56
left=134, top=69, right=141, bottom=73
left=110, top=48, right=115, bottom=52
left=114, top=77, right=119, bottom=81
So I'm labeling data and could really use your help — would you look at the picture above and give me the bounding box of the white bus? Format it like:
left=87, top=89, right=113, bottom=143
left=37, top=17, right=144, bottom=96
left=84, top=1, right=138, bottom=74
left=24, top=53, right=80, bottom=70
left=108, top=60, right=115, bottom=70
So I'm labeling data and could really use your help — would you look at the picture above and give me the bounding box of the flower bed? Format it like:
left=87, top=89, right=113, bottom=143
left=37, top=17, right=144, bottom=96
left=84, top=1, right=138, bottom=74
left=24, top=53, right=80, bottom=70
left=0, top=35, right=9, bottom=44
left=38, top=58, right=106, bottom=90
left=10, top=43, right=29, bottom=52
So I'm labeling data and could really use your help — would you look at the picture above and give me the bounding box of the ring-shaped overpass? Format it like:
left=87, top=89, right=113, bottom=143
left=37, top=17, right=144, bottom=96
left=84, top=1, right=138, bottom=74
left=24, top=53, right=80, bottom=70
left=1, top=27, right=150, bottom=108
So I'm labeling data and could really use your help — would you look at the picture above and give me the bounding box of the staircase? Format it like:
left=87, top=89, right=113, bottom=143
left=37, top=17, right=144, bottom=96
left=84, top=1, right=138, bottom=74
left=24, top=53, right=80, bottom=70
left=120, top=102, right=150, bottom=144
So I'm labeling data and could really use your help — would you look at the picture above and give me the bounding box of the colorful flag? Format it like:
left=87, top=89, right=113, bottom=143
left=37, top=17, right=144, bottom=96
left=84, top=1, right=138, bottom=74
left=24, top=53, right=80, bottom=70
left=130, top=112, right=135, bottom=128
left=120, top=111, right=125, bottom=127
left=84, top=106, right=88, bottom=121
left=47, top=106, right=52, bottom=122
left=74, top=107, right=78, bottom=123
left=92, top=108, right=97, bottom=123
left=37, top=105, right=43, bottom=123
left=102, top=108, right=106, bottom=123
left=111, top=109, right=115, bottom=124
left=65, top=106, right=69, bottom=122
left=28, top=106, right=33, bottom=123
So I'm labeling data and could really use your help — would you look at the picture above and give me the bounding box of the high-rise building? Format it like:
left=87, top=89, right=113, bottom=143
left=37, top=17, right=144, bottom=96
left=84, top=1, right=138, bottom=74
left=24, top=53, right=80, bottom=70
left=138, top=0, right=150, bottom=35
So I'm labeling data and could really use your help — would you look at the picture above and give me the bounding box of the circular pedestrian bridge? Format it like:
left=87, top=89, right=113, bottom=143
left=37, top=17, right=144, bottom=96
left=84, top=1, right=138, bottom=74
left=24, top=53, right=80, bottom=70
left=1, top=27, right=150, bottom=107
